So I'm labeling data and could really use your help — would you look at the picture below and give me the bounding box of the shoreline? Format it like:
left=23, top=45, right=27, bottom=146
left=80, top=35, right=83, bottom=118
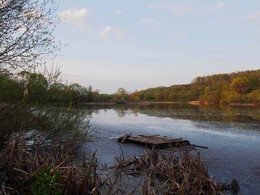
left=80, top=101, right=260, bottom=107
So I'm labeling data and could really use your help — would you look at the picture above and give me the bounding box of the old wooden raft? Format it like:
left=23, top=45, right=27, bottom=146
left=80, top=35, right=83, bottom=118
left=118, top=134, right=208, bottom=149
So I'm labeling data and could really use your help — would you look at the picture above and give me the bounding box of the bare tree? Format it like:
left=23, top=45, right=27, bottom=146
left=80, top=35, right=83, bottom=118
left=0, top=0, right=60, bottom=75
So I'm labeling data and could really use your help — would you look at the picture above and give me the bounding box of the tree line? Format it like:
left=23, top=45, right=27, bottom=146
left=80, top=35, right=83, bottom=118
left=194, top=70, right=260, bottom=105
left=2, top=69, right=259, bottom=105
left=97, top=69, right=260, bottom=105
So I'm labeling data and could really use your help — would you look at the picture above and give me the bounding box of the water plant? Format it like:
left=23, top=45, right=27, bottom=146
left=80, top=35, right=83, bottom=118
left=31, top=166, right=62, bottom=195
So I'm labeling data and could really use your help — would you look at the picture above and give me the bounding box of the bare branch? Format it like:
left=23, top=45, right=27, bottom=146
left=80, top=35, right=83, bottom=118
left=0, top=0, right=60, bottom=75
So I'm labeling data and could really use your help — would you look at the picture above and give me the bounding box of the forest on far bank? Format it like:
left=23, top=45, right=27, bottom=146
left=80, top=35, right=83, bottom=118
left=131, top=69, right=260, bottom=105
left=1, top=69, right=259, bottom=106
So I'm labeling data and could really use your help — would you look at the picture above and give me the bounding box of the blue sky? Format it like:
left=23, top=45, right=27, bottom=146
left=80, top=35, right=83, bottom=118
left=54, top=1, right=260, bottom=94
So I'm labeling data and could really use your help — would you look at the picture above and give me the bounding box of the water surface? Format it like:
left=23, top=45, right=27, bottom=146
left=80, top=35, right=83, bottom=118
left=82, top=105, right=260, bottom=194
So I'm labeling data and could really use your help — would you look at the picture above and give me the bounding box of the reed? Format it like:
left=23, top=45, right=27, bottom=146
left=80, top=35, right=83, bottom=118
left=0, top=137, right=99, bottom=194
left=0, top=138, right=240, bottom=194
left=113, top=148, right=240, bottom=194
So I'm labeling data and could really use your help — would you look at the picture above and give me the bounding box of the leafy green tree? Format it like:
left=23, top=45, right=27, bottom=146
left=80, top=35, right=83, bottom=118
left=153, top=91, right=162, bottom=101
left=115, top=87, right=129, bottom=102
left=86, top=85, right=93, bottom=102
left=231, top=77, right=252, bottom=94
left=247, top=90, right=260, bottom=103
left=47, top=83, right=66, bottom=102
left=0, top=74, right=23, bottom=103
left=117, top=87, right=127, bottom=95
left=200, top=86, right=222, bottom=105
left=26, top=73, right=48, bottom=103
left=130, top=91, right=140, bottom=101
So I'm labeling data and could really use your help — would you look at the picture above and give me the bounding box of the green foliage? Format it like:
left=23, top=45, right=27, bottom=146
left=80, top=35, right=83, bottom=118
left=26, top=73, right=48, bottom=103
left=200, top=85, right=222, bottom=105
left=0, top=72, right=99, bottom=105
left=135, top=85, right=204, bottom=102
left=0, top=74, right=23, bottom=103
left=113, top=87, right=129, bottom=103
left=231, top=77, right=252, bottom=94
left=94, top=93, right=113, bottom=102
left=0, top=69, right=259, bottom=106
left=47, top=83, right=66, bottom=102
left=31, top=166, right=62, bottom=195
left=248, top=89, right=260, bottom=103
left=128, top=70, right=260, bottom=105
left=192, top=73, right=231, bottom=87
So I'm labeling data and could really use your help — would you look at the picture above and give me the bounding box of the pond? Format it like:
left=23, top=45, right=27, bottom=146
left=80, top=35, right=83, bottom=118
left=81, top=104, right=260, bottom=194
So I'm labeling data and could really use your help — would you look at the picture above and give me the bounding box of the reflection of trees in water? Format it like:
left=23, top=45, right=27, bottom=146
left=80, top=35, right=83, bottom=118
left=115, top=109, right=127, bottom=117
left=0, top=105, right=94, bottom=150
left=82, top=104, right=139, bottom=118
left=132, top=104, right=260, bottom=131
left=82, top=104, right=260, bottom=125
left=102, top=104, right=260, bottom=125
left=115, top=108, right=138, bottom=117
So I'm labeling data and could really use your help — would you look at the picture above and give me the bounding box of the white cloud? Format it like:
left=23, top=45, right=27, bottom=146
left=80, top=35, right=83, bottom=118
left=206, top=2, right=224, bottom=13
left=98, top=26, right=125, bottom=40
left=59, top=8, right=89, bottom=30
left=248, top=11, right=260, bottom=21
left=141, top=17, right=161, bottom=29
left=149, top=2, right=193, bottom=16
left=98, top=26, right=113, bottom=37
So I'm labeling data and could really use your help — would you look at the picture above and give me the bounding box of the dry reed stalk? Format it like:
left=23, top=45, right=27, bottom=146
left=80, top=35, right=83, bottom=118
left=59, top=151, right=101, bottom=195
left=0, top=137, right=240, bottom=194
left=0, top=137, right=101, bottom=194
left=0, top=138, right=31, bottom=171
left=113, top=149, right=240, bottom=194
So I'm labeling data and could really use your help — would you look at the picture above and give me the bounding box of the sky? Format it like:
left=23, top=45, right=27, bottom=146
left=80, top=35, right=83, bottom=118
left=54, top=0, right=260, bottom=94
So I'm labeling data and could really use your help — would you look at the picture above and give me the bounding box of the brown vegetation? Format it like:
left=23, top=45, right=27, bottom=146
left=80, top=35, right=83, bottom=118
left=114, top=148, right=240, bottom=194
left=0, top=137, right=240, bottom=194
left=0, top=137, right=100, bottom=194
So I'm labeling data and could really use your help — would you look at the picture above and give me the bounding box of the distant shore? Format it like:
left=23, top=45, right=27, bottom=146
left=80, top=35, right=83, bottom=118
left=80, top=101, right=259, bottom=107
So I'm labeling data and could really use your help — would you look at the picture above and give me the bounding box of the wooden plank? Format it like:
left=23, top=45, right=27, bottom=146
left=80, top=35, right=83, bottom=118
left=118, top=134, right=194, bottom=149
left=118, top=133, right=132, bottom=143
left=189, top=144, right=208, bottom=149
